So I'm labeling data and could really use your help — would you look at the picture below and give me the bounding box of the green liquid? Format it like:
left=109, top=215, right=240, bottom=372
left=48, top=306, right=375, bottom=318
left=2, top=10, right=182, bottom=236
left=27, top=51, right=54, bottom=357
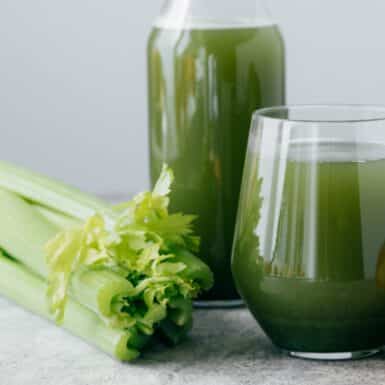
left=148, top=24, right=285, bottom=300
left=232, top=141, right=385, bottom=352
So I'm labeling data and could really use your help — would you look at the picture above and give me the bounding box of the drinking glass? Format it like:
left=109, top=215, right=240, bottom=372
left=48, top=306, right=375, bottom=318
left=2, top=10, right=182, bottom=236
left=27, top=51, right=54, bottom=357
left=232, top=105, right=385, bottom=360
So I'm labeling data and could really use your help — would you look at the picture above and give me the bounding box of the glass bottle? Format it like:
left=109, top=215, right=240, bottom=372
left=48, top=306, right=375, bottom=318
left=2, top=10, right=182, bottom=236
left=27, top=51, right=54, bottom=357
left=147, top=0, right=285, bottom=305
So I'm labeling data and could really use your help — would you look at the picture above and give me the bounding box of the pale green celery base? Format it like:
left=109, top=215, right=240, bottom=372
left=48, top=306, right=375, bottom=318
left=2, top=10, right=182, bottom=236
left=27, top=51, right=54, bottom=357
left=0, top=160, right=113, bottom=220
left=0, top=254, right=138, bottom=361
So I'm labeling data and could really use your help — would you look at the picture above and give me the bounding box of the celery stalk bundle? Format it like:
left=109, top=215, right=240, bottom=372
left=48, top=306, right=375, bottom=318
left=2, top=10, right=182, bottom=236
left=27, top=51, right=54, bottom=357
left=0, top=161, right=213, bottom=361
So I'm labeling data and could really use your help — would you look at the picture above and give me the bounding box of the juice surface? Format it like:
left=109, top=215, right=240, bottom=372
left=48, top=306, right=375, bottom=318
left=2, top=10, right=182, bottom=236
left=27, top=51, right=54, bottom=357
left=148, top=23, right=285, bottom=300
left=232, top=141, right=385, bottom=352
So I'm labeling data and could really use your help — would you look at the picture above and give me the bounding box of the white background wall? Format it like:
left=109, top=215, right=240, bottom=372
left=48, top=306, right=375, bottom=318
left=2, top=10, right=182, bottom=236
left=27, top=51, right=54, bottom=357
left=1, top=0, right=385, bottom=195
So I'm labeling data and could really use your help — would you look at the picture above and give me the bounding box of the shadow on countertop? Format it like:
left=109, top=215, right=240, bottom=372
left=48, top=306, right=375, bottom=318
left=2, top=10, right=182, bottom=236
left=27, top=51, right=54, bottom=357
left=139, top=309, right=385, bottom=369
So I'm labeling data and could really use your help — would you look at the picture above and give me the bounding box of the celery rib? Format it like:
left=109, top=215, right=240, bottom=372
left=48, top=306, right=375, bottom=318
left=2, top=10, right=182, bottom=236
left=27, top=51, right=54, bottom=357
left=34, top=204, right=82, bottom=229
left=0, top=254, right=138, bottom=361
left=0, top=188, right=56, bottom=277
left=0, top=189, right=134, bottom=320
left=0, top=160, right=113, bottom=220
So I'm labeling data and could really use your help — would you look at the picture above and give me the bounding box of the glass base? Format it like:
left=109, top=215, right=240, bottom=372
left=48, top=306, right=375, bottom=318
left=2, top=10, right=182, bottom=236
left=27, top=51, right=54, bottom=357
left=194, top=299, right=244, bottom=308
left=288, top=349, right=381, bottom=361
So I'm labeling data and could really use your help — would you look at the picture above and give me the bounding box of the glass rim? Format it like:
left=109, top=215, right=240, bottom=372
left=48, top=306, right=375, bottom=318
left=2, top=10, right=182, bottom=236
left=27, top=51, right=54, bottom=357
left=252, top=104, right=385, bottom=124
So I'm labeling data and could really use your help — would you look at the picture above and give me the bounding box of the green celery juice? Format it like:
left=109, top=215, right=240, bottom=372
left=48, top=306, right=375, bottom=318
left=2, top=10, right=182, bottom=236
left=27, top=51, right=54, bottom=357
left=232, top=141, right=385, bottom=352
left=148, top=19, right=285, bottom=300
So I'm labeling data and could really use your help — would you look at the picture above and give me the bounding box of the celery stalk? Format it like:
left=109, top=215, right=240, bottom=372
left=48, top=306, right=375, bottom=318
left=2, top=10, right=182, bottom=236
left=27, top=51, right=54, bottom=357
left=34, top=204, right=82, bottom=229
left=33, top=205, right=201, bottom=327
left=0, top=161, right=213, bottom=356
left=0, top=188, right=56, bottom=277
left=35, top=203, right=197, bottom=342
left=0, top=189, right=195, bottom=343
left=0, top=160, right=113, bottom=220
left=0, top=189, right=134, bottom=319
left=0, top=254, right=140, bottom=361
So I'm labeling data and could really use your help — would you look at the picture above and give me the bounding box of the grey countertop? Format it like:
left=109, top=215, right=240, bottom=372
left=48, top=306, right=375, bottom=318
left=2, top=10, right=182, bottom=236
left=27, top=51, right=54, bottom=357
left=0, top=297, right=384, bottom=385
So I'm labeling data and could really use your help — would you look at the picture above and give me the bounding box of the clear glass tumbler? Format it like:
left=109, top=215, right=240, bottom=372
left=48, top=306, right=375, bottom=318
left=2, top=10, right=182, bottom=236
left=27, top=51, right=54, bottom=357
left=232, top=105, right=385, bottom=360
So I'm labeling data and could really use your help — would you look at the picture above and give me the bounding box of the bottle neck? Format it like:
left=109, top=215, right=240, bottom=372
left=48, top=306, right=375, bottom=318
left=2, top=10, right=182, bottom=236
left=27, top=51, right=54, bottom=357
left=156, top=0, right=273, bottom=29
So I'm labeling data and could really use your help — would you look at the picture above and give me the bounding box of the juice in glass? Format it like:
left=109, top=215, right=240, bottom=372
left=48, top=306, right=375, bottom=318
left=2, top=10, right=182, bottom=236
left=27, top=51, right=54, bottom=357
left=233, top=139, right=385, bottom=353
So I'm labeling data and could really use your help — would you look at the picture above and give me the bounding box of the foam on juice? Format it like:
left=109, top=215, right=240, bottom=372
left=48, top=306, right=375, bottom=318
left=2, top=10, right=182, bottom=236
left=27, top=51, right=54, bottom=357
left=288, top=140, right=385, bottom=163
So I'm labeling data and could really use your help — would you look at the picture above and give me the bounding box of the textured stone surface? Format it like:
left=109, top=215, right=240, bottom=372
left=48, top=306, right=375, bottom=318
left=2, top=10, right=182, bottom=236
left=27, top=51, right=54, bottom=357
left=0, top=297, right=384, bottom=385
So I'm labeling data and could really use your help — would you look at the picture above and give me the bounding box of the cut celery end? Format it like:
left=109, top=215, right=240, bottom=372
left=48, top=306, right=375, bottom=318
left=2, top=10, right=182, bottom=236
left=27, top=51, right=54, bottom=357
left=0, top=160, right=114, bottom=220
left=168, top=297, right=193, bottom=326
left=0, top=254, right=139, bottom=361
left=158, top=317, right=193, bottom=346
left=173, top=249, right=214, bottom=291
left=71, top=268, right=134, bottom=318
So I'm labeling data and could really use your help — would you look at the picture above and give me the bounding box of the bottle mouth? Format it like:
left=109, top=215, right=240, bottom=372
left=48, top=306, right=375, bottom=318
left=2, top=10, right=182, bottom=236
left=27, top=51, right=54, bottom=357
left=153, top=16, right=276, bottom=30
left=253, top=105, right=385, bottom=124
